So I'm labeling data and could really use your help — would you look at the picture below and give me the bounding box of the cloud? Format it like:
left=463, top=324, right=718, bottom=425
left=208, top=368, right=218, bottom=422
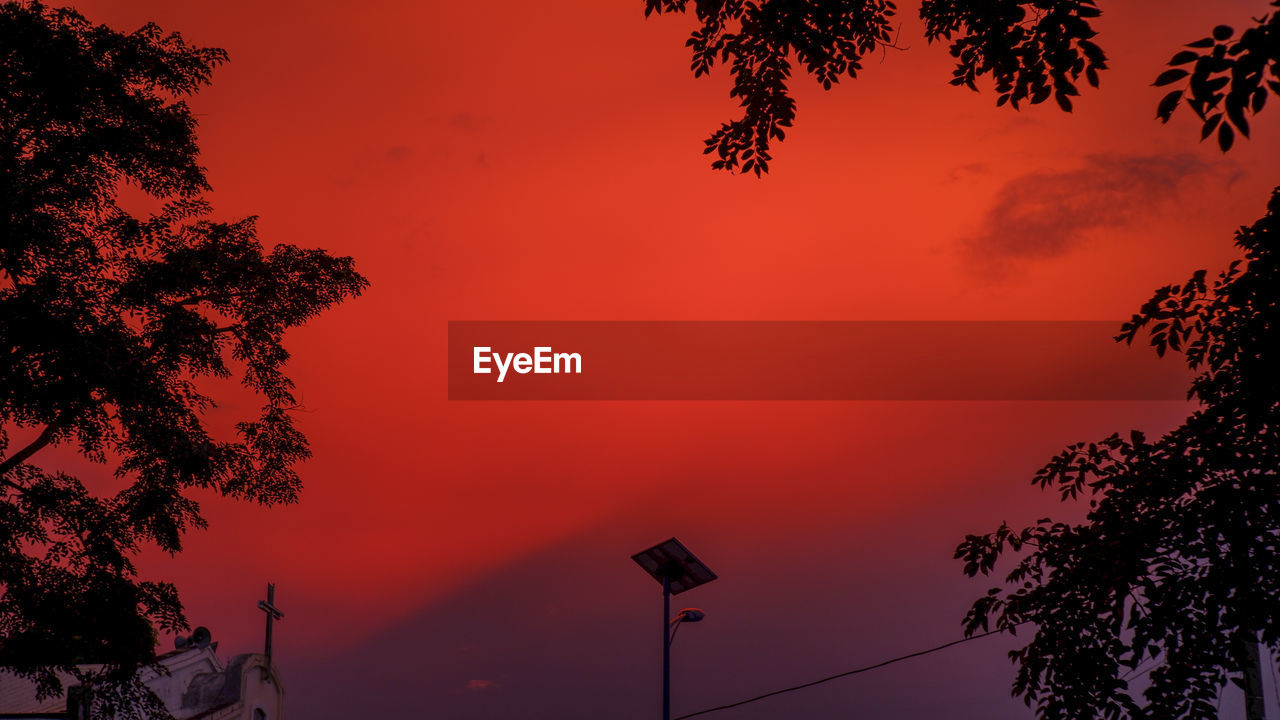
left=448, top=112, right=488, bottom=133
left=330, top=145, right=415, bottom=187
left=942, top=161, right=989, bottom=185
left=386, top=145, right=411, bottom=163
left=466, top=679, right=499, bottom=691
left=962, top=153, right=1214, bottom=277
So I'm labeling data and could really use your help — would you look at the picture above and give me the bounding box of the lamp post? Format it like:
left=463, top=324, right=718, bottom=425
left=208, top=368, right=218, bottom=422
left=632, top=538, right=717, bottom=720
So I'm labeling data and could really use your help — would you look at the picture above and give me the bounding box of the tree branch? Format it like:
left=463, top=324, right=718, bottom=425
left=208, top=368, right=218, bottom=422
left=0, top=416, right=67, bottom=478
left=168, top=290, right=250, bottom=308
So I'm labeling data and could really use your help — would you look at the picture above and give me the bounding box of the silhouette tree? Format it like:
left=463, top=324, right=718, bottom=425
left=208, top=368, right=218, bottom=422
left=955, top=188, right=1280, bottom=720
left=0, top=2, right=367, bottom=715
left=649, top=2, right=1280, bottom=715
left=644, top=0, right=1280, bottom=174
left=1154, top=5, right=1280, bottom=152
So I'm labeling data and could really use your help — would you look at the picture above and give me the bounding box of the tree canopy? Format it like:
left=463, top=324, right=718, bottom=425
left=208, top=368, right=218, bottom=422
left=645, top=1, right=1280, bottom=716
left=644, top=0, right=1280, bottom=174
left=955, top=189, right=1280, bottom=719
left=0, top=1, right=367, bottom=713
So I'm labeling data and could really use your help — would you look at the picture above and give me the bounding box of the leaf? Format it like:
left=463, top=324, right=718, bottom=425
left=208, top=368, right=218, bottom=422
left=1153, top=69, right=1189, bottom=87
left=1169, top=50, right=1199, bottom=65
left=1201, top=113, right=1222, bottom=139
left=1218, top=121, right=1234, bottom=151
left=1157, top=90, right=1183, bottom=121
left=1056, top=92, right=1073, bottom=112
left=1186, top=37, right=1215, bottom=48
left=1226, top=95, right=1250, bottom=137
left=1212, top=25, right=1233, bottom=41
left=1205, top=76, right=1230, bottom=92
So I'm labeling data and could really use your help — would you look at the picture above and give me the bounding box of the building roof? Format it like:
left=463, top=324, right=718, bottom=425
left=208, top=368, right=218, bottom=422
left=0, top=668, right=80, bottom=716
left=0, top=645, right=280, bottom=720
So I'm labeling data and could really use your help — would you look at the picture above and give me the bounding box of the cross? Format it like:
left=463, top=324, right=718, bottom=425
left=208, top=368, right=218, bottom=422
left=257, top=582, right=285, bottom=668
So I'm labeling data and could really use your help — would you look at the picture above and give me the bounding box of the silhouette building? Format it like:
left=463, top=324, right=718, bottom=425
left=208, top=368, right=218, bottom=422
left=0, top=629, right=285, bottom=720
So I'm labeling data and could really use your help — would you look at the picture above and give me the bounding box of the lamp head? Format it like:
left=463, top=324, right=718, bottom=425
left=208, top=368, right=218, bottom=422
left=673, top=608, right=706, bottom=625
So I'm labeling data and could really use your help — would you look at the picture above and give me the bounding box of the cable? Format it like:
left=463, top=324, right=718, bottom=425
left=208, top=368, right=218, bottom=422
left=673, top=623, right=1028, bottom=720
left=1120, top=651, right=1166, bottom=682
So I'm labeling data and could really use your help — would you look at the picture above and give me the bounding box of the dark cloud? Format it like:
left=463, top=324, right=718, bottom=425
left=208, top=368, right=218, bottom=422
left=963, top=153, right=1214, bottom=276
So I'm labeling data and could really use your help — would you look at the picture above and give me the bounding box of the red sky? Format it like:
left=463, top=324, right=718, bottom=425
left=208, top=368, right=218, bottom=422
left=44, top=1, right=1280, bottom=717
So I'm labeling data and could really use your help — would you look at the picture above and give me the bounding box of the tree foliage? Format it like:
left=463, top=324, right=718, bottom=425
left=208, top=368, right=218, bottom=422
left=645, top=0, right=1280, bottom=174
left=644, top=0, right=903, bottom=175
left=1154, top=1, right=1280, bottom=153
left=955, top=188, right=1280, bottom=720
left=0, top=1, right=367, bottom=713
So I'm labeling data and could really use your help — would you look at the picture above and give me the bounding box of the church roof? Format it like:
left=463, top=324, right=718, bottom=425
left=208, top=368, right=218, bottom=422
left=0, top=644, right=279, bottom=720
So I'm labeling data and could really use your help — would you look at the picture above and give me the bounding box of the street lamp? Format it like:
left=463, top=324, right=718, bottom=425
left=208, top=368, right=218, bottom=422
left=632, top=538, right=717, bottom=720
left=668, top=608, right=706, bottom=649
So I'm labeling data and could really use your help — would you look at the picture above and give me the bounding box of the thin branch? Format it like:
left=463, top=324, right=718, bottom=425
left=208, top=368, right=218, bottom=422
left=167, top=290, right=250, bottom=308
left=0, top=415, right=69, bottom=478
left=877, top=22, right=910, bottom=63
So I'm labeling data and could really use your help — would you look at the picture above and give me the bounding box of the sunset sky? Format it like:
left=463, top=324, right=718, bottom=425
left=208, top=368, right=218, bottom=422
left=47, top=1, right=1280, bottom=717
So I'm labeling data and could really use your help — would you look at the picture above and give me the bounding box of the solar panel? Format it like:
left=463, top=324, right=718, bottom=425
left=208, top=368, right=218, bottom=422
left=631, top=537, right=717, bottom=595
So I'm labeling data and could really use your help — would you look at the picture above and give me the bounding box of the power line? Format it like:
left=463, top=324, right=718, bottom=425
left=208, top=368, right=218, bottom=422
left=673, top=623, right=1028, bottom=720
left=1123, top=659, right=1160, bottom=682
